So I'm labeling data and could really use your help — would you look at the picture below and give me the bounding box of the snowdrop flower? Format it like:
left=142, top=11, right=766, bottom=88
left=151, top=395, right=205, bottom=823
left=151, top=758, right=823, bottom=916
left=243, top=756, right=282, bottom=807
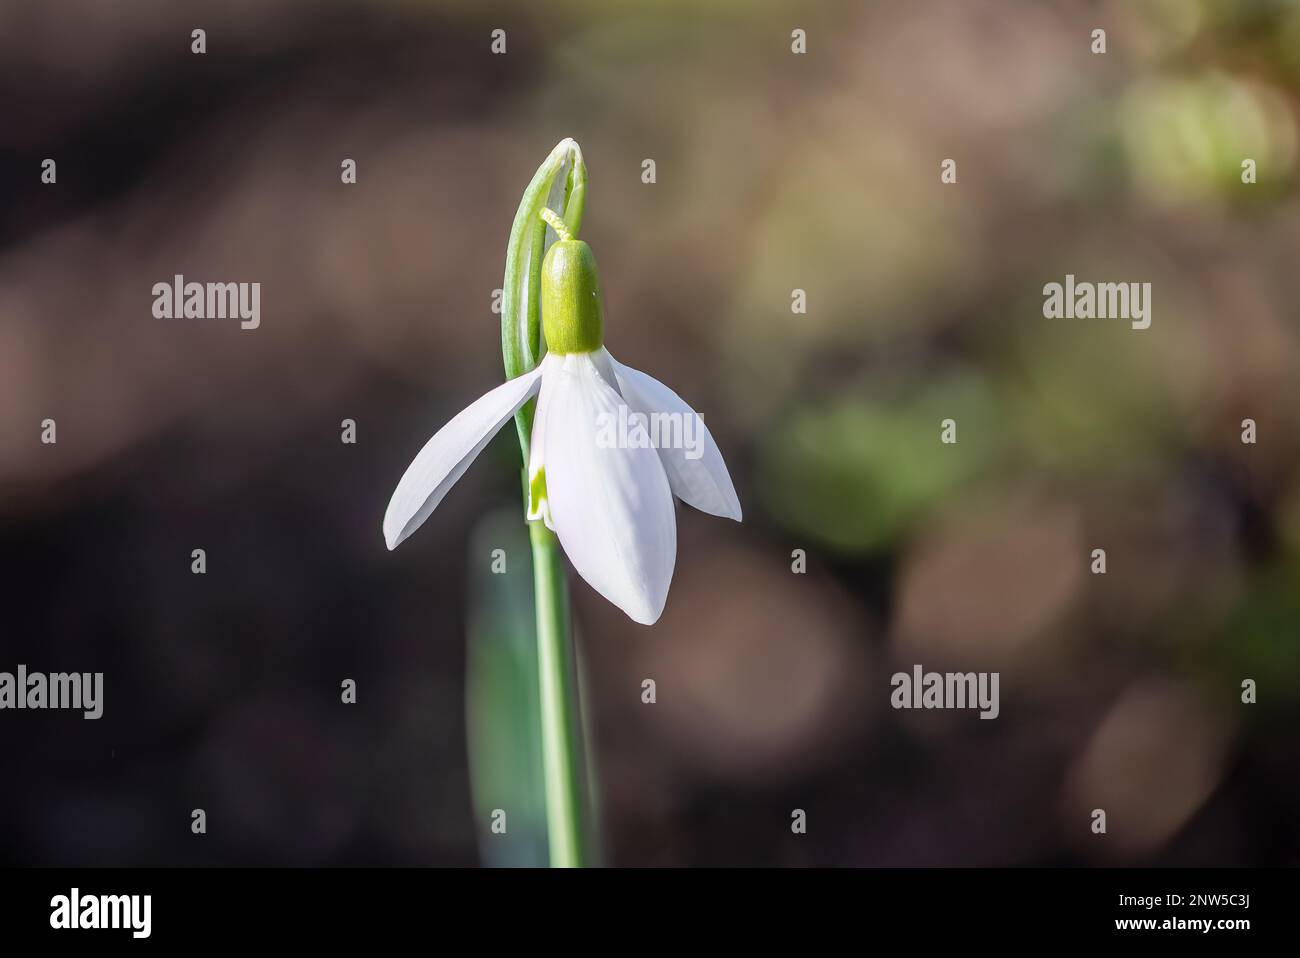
left=383, top=226, right=741, bottom=625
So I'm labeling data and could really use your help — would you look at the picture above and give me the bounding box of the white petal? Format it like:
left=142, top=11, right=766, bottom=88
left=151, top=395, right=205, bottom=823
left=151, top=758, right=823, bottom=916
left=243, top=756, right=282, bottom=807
left=589, top=346, right=620, bottom=393
left=605, top=350, right=742, bottom=521
left=544, top=353, right=677, bottom=625
left=383, top=366, right=543, bottom=550
left=526, top=355, right=558, bottom=531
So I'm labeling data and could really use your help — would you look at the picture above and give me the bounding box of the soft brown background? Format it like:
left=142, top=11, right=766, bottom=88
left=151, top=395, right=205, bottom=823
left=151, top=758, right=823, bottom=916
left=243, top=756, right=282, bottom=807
left=1, top=0, right=1298, bottom=865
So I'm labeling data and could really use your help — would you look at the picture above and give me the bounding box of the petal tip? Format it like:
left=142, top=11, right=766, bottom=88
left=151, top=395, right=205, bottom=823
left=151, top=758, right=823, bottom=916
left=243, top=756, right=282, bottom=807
left=623, top=586, right=669, bottom=626
left=627, top=604, right=664, bottom=626
left=382, top=514, right=405, bottom=551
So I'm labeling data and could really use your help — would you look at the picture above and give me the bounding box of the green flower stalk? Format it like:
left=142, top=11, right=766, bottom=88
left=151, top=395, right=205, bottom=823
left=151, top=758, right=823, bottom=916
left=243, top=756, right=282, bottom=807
left=382, top=139, right=742, bottom=867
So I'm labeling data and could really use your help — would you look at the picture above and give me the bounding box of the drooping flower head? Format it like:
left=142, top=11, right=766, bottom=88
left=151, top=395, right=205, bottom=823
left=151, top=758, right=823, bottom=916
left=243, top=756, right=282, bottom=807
left=384, top=148, right=740, bottom=624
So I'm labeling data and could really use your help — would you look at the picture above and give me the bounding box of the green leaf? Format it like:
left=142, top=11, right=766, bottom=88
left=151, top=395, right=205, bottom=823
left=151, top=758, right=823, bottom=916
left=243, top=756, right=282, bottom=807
left=501, top=139, right=588, bottom=464
left=465, top=508, right=547, bottom=866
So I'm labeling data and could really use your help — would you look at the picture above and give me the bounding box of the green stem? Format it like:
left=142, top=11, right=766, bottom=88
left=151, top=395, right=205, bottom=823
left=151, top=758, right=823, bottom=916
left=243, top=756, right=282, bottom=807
left=529, top=520, right=586, bottom=867
left=540, top=207, right=574, bottom=242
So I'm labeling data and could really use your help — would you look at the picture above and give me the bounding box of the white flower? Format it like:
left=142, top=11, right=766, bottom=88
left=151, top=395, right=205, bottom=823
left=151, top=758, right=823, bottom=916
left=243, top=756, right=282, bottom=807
left=386, top=223, right=742, bottom=626
left=383, top=345, right=742, bottom=625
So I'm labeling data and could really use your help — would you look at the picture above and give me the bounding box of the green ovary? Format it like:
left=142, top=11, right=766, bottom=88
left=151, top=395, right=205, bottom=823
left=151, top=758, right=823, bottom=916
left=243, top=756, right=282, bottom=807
left=541, top=240, right=604, bottom=353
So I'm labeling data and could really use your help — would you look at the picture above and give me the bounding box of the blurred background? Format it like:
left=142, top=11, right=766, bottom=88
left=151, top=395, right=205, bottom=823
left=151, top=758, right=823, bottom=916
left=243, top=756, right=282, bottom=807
left=1, top=0, right=1299, bottom=866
